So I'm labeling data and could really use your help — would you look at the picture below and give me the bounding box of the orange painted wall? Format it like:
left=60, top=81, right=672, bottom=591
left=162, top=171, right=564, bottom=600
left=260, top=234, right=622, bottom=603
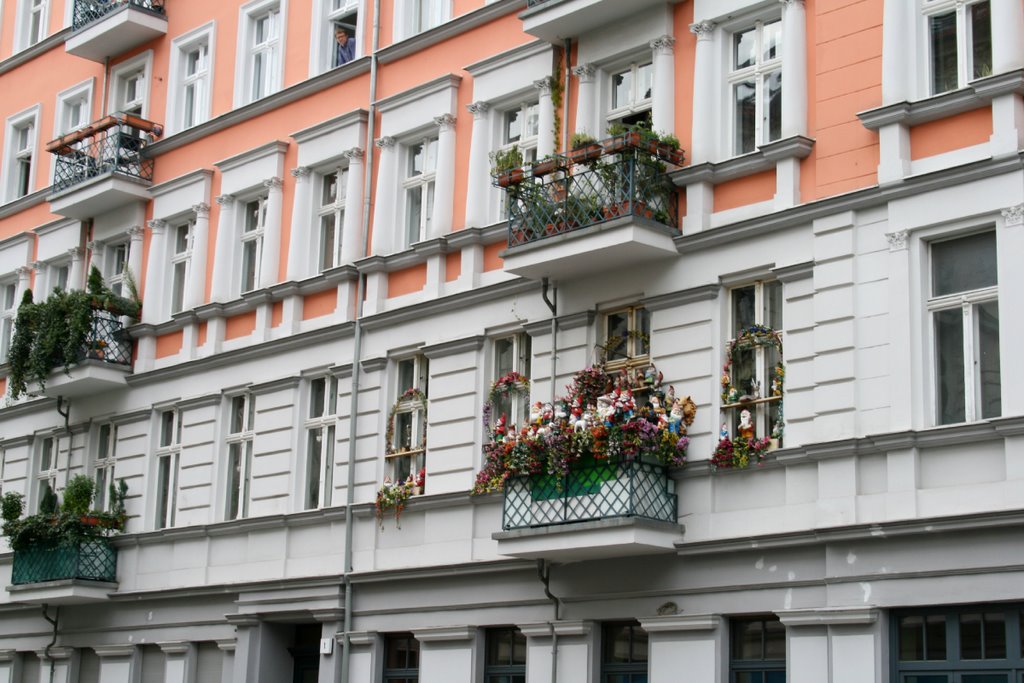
left=714, top=171, right=776, bottom=212
left=483, top=241, right=503, bottom=271
left=807, top=0, right=883, bottom=199
left=445, top=251, right=461, bottom=282
left=225, top=311, right=257, bottom=340
left=910, top=107, right=993, bottom=160
left=388, top=264, right=427, bottom=298
left=271, top=301, right=284, bottom=327
left=302, top=289, right=337, bottom=319
left=197, top=321, right=208, bottom=347
left=155, top=330, right=183, bottom=358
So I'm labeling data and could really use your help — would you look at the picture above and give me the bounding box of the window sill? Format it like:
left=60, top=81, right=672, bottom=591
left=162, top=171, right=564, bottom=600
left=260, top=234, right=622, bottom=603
left=669, top=135, right=814, bottom=188
left=858, top=69, right=1024, bottom=131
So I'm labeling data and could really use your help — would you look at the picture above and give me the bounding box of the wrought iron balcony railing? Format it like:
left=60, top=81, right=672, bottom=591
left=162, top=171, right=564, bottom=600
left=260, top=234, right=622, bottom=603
left=72, top=0, right=165, bottom=31
left=526, top=0, right=554, bottom=6
left=11, top=540, right=118, bottom=585
left=81, top=309, right=132, bottom=366
left=501, top=460, right=677, bottom=531
left=47, top=113, right=161, bottom=193
left=500, top=140, right=680, bottom=249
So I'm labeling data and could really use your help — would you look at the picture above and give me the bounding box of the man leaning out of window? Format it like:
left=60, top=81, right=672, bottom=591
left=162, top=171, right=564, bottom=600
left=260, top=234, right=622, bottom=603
left=334, top=23, right=356, bottom=67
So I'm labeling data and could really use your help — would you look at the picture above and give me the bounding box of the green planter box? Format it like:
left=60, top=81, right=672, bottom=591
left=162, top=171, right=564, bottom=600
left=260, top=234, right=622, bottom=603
left=11, top=539, right=117, bottom=585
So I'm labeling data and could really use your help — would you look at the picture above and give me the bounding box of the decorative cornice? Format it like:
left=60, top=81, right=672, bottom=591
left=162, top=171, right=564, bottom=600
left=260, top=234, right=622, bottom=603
left=777, top=607, right=878, bottom=627
left=885, top=230, right=909, bottom=251
left=689, top=21, right=716, bottom=40
left=412, top=626, right=477, bottom=642
left=215, top=639, right=236, bottom=652
left=92, top=644, right=137, bottom=658
left=1002, top=204, right=1024, bottom=227
left=146, top=219, right=168, bottom=232
left=434, top=113, right=457, bottom=131
left=0, top=187, right=47, bottom=221
left=670, top=135, right=814, bottom=187
left=467, top=101, right=490, bottom=119
left=340, top=631, right=378, bottom=646
left=249, top=375, right=302, bottom=396
left=193, top=202, right=211, bottom=218
left=519, top=620, right=593, bottom=638
left=344, top=147, right=365, bottom=162
left=360, top=357, right=388, bottom=373
left=216, top=194, right=235, bottom=206
left=642, top=284, right=719, bottom=312
left=638, top=614, right=722, bottom=632
left=312, top=608, right=346, bottom=623
left=214, top=140, right=289, bottom=174
left=772, top=261, right=815, bottom=283
left=263, top=177, right=284, bottom=191
left=375, top=136, right=397, bottom=149
left=571, top=63, right=596, bottom=83
left=128, top=225, right=145, bottom=239
left=35, top=646, right=76, bottom=660
left=148, top=168, right=214, bottom=199
left=290, top=166, right=311, bottom=178
left=420, top=335, right=486, bottom=359
left=650, top=35, right=676, bottom=55
left=157, top=641, right=194, bottom=655
left=375, top=73, right=461, bottom=114
left=465, top=38, right=550, bottom=78
left=225, top=614, right=261, bottom=627
left=533, top=77, right=552, bottom=94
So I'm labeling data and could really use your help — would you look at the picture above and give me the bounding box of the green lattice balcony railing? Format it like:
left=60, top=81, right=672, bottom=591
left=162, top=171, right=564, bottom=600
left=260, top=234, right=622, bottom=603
left=11, top=540, right=117, bottom=585
left=501, top=460, right=677, bottom=531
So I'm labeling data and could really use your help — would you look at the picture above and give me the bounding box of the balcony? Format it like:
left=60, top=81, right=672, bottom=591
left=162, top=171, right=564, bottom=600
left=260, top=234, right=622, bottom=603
left=7, top=540, right=117, bottom=604
left=66, top=0, right=167, bottom=62
left=46, top=113, right=161, bottom=219
left=499, top=134, right=681, bottom=280
left=492, top=460, right=683, bottom=562
left=521, top=0, right=670, bottom=42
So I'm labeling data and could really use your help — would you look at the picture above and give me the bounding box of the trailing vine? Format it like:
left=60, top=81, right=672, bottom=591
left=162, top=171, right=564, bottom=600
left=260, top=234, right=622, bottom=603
left=550, top=50, right=565, bottom=150
left=384, top=387, right=428, bottom=455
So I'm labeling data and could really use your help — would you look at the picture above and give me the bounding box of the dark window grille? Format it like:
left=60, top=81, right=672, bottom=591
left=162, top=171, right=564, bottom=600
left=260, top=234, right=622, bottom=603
left=731, top=616, right=786, bottom=683
left=50, top=115, right=158, bottom=193
left=485, top=627, right=526, bottom=683
left=11, top=539, right=117, bottom=585
left=72, top=0, right=165, bottom=31
left=383, top=633, right=419, bottom=683
left=602, top=621, right=648, bottom=683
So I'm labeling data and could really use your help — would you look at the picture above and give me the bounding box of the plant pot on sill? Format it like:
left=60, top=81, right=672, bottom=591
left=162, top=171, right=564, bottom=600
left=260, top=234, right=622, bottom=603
left=80, top=515, right=101, bottom=526
left=496, top=168, right=525, bottom=187
left=567, top=143, right=602, bottom=164
left=412, top=486, right=423, bottom=496
left=532, top=158, right=561, bottom=177
left=767, top=438, right=780, bottom=452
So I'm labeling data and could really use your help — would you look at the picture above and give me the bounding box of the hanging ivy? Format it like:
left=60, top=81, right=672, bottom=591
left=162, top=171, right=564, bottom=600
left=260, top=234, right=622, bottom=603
left=384, top=387, right=428, bottom=455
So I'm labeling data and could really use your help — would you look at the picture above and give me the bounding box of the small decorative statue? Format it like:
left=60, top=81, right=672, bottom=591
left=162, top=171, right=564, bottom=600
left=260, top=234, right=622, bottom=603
left=720, top=423, right=730, bottom=440
left=738, top=408, right=755, bottom=441
left=750, top=379, right=761, bottom=400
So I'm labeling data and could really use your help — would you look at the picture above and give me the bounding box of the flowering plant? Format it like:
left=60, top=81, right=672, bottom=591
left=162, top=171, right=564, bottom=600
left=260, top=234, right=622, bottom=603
left=472, top=364, right=693, bottom=494
left=384, top=387, right=427, bottom=456
left=374, top=467, right=426, bottom=528
left=710, top=436, right=772, bottom=470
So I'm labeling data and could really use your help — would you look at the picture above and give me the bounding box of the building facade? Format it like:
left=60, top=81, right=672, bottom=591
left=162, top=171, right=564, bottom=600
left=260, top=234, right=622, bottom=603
left=0, top=0, right=1021, bottom=681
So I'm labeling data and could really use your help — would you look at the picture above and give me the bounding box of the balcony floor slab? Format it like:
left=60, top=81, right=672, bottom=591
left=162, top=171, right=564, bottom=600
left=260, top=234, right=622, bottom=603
left=493, top=517, right=684, bottom=562
left=31, top=359, right=131, bottom=398
left=6, top=579, right=117, bottom=605
left=48, top=174, right=150, bottom=219
left=501, top=216, right=678, bottom=280
left=66, top=7, right=167, bottom=62
left=521, top=0, right=669, bottom=42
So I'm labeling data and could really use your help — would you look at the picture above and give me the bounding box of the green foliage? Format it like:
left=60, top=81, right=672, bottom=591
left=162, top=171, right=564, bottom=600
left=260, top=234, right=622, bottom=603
left=659, top=133, right=681, bottom=150
left=39, top=486, right=58, bottom=515
left=109, top=478, right=128, bottom=519
left=61, top=475, right=95, bottom=516
left=1, top=492, right=24, bottom=525
left=606, top=123, right=628, bottom=137
left=550, top=49, right=565, bottom=148
left=489, top=144, right=523, bottom=173
left=6, top=266, right=138, bottom=398
left=569, top=132, right=597, bottom=150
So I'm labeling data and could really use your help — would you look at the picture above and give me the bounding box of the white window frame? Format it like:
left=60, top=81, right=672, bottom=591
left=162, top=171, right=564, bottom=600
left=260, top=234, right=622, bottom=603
left=235, top=0, right=288, bottom=107
left=315, top=167, right=348, bottom=272
left=491, top=333, right=531, bottom=427
left=310, top=0, right=363, bottom=76
left=926, top=230, right=1000, bottom=425
left=725, top=281, right=784, bottom=442
left=108, top=51, right=154, bottom=119
left=105, top=241, right=129, bottom=296
left=400, top=134, right=438, bottom=249
left=387, top=356, right=428, bottom=486
left=2, top=106, right=40, bottom=204
left=93, top=423, right=117, bottom=511
left=499, top=100, right=540, bottom=164
left=304, top=376, right=338, bottom=510
left=602, top=305, right=651, bottom=371
left=726, top=16, right=783, bottom=156
left=15, top=0, right=48, bottom=51
left=224, top=393, right=255, bottom=521
left=169, top=219, right=193, bottom=315
left=154, top=407, right=182, bottom=529
left=395, top=0, right=449, bottom=41
left=239, top=194, right=267, bottom=294
left=0, top=280, right=17, bottom=363
left=606, top=60, right=654, bottom=128
left=53, top=79, right=94, bottom=183
left=921, top=0, right=992, bottom=95
left=167, top=23, right=215, bottom=135
left=35, top=434, right=58, bottom=513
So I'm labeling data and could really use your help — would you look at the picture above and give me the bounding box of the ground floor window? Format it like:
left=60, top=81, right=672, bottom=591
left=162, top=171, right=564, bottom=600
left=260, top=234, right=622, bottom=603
left=602, top=621, right=648, bottom=683
left=384, top=633, right=419, bottom=683
left=485, top=627, right=526, bottom=683
left=895, top=605, right=1024, bottom=682
left=731, top=616, right=785, bottom=683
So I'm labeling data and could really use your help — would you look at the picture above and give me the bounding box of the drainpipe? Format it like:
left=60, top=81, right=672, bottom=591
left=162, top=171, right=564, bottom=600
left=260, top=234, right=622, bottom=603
left=537, top=561, right=561, bottom=683
left=340, top=0, right=381, bottom=681
left=101, top=58, right=110, bottom=117
left=41, top=604, right=59, bottom=683
left=541, top=279, right=556, bottom=405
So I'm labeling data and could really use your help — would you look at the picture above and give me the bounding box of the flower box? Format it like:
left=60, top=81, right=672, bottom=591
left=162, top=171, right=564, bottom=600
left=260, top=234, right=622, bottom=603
left=496, top=168, right=525, bottom=187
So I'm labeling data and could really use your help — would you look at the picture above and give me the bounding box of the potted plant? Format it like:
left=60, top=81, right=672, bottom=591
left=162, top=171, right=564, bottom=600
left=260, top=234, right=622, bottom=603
left=567, top=132, right=601, bottom=164
left=531, top=154, right=563, bottom=178
left=490, top=145, right=525, bottom=188
left=602, top=123, right=641, bottom=153
left=62, top=474, right=96, bottom=523
left=657, top=133, right=685, bottom=166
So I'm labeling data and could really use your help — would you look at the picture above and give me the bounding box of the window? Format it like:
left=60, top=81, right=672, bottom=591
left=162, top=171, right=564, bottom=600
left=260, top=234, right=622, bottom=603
left=726, top=281, right=784, bottom=442
left=601, top=622, right=648, bottom=683
left=180, top=42, right=210, bottom=130
left=327, top=0, right=359, bottom=70
left=484, top=628, right=526, bottom=683
left=729, top=19, right=782, bottom=155
left=117, top=69, right=146, bottom=117
left=383, top=634, right=419, bottom=683
left=57, top=88, right=90, bottom=135
left=731, top=616, right=786, bottom=683
left=225, top=393, right=255, bottom=520
left=155, top=409, right=182, bottom=529
left=895, top=605, right=1024, bottom=682
left=305, top=376, right=337, bottom=509
left=403, top=0, right=445, bottom=39
left=929, top=231, right=1000, bottom=425
left=5, top=117, right=37, bottom=201
left=602, top=306, right=650, bottom=369
left=402, top=137, right=437, bottom=248
left=106, top=242, right=129, bottom=297
left=93, top=424, right=117, bottom=511
left=170, top=221, right=193, bottom=314
left=608, top=61, right=654, bottom=128
left=317, top=168, right=348, bottom=272
left=502, top=102, right=540, bottom=165
left=50, top=262, right=70, bottom=292
left=388, top=356, right=428, bottom=485
left=240, top=196, right=267, bottom=293
left=17, top=0, right=48, bottom=50
left=926, top=0, right=991, bottom=95
left=492, top=334, right=531, bottom=425
left=0, top=282, right=17, bottom=363
left=249, top=8, right=281, bottom=102
left=36, top=435, right=57, bottom=511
